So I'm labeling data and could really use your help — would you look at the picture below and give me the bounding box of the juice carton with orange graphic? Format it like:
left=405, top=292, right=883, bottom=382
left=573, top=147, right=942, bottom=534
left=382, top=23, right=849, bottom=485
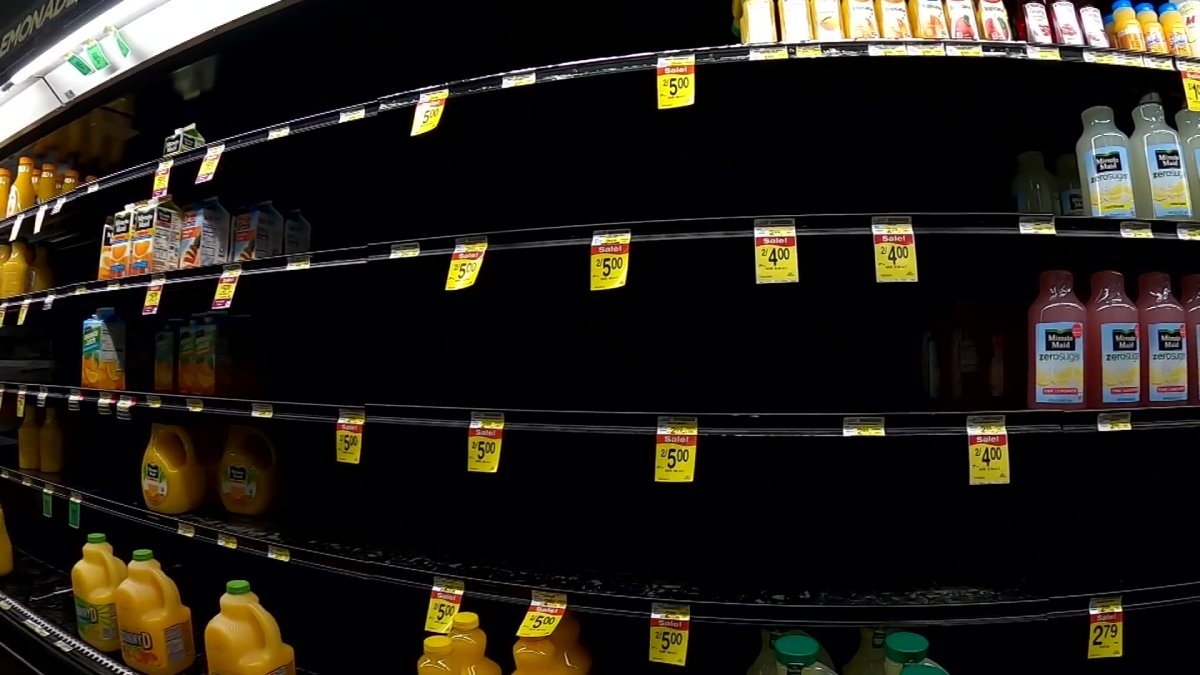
left=97, top=217, right=114, bottom=281
left=108, top=208, right=135, bottom=279
left=877, top=0, right=914, bottom=36
left=130, top=199, right=182, bottom=276
left=812, top=0, right=846, bottom=37
left=177, top=319, right=198, bottom=394
left=283, top=209, right=311, bottom=255
left=192, top=313, right=236, bottom=396
left=909, top=0, right=949, bottom=36
left=154, top=320, right=182, bottom=393
left=178, top=199, right=230, bottom=269
left=231, top=202, right=283, bottom=261
left=843, top=0, right=881, bottom=36
left=82, top=309, right=126, bottom=390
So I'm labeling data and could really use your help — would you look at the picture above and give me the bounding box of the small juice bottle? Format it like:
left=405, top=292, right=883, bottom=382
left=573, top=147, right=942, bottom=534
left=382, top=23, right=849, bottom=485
left=449, top=613, right=502, bottom=675
left=1136, top=2, right=1170, bottom=50
left=29, top=244, right=53, bottom=292
left=419, top=636, right=460, bottom=673
left=6, top=158, right=35, bottom=215
left=813, top=0, right=846, bottom=37
left=35, top=163, right=56, bottom=204
left=1086, top=271, right=1140, bottom=407
left=115, top=550, right=195, bottom=675
left=18, top=405, right=39, bottom=470
left=1028, top=270, right=1086, bottom=409
left=204, top=580, right=296, bottom=675
left=0, top=240, right=30, bottom=297
left=1138, top=272, right=1188, bottom=405
left=1159, top=2, right=1192, bottom=52
left=910, top=0, right=949, bottom=36
left=844, top=0, right=881, bottom=37
left=779, top=0, right=815, bottom=39
left=71, top=533, right=128, bottom=652
left=0, top=169, right=10, bottom=219
left=977, top=0, right=1014, bottom=38
left=877, top=0, right=913, bottom=36
left=1113, top=0, right=1147, bottom=49
left=39, top=406, right=63, bottom=473
left=62, top=169, right=79, bottom=193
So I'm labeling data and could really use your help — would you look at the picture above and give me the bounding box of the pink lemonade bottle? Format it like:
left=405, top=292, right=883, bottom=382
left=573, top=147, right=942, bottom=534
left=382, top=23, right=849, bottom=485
left=1138, top=272, right=1188, bottom=406
left=1029, top=270, right=1086, bottom=409
left=1184, top=275, right=1200, bottom=404
left=1086, top=271, right=1140, bottom=407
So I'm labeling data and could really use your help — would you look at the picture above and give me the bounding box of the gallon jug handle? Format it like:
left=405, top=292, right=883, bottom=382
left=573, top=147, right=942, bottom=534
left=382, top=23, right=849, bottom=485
left=247, top=601, right=284, bottom=647
left=250, top=427, right=278, bottom=470
left=176, top=427, right=198, bottom=466
left=150, top=568, right=183, bottom=609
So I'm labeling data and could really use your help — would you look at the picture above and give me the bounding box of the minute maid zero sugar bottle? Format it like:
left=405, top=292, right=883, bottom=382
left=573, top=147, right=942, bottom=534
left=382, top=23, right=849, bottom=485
left=1029, top=271, right=1086, bottom=409
left=1138, top=272, right=1188, bottom=405
left=1129, top=99, right=1193, bottom=219
left=1077, top=106, right=1137, bottom=218
left=1086, top=271, right=1141, bottom=407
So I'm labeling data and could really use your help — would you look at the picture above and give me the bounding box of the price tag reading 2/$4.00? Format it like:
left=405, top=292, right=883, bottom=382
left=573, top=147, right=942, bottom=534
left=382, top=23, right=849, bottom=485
left=655, top=416, right=698, bottom=483
left=754, top=218, right=798, bottom=284
left=872, top=216, right=918, bottom=283
left=967, top=414, right=1010, bottom=485
left=424, top=577, right=466, bottom=633
left=466, top=412, right=504, bottom=473
left=590, top=229, right=631, bottom=291
left=517, top=591, right=568, bottom=638
left=445, top=237, right=487, bottom=291
left=151, top=159, right=172, bottom=198
left=142, top=275, right=165, bottom=315
left=1089, top=596, right=1124, bottom=659
left=648, top=603, right=691, bottom=667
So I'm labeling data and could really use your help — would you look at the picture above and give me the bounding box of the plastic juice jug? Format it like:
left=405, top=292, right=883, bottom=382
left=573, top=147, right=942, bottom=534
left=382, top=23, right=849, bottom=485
left=513, top=637, right=568, bottom=675
left=944, top=0, right=980, bottom=37
left=35, top=164, right=55, bottom=204
left=29, top=244, right=53, bottom=292
left=142, top=424, right=207, bottom=514
left=39, top=407, right=63, bottom=473
left=1114, top=0, right=1148, bottom=48
left=204, top=580, right=296, bottom=675
left=909, top=0, right=949, bottom=36
left=775, top=635, right=838, bottom=673
left=115, top=550, right=195, bottom=674
left=882, top=633, right=943, bottom=675
left=0, top=506, right=12, bottom=576
left=814, top=0, right=847, bottom=37
left=1028, top=270, right=1086, bottom=409
left=0, top=240, right=30, bottom=297
left=218, top=426, right=279, bottom=515
left=1086, top=271, right=1141, bottom=406
left=1136, top=2, right=1171, bottom=49
left=977, top=0, right=1013, bottom=38
left=1130, top=101, right=1192, bottom=218
left=1138, top=272, right=1188, bottom=405
left=449, top=612, right=501, bottom=675
left=548, top=612, right=591, bottom=673
left=72, top=533, right=128, bottom=652
left=1056, top=154, right=1084, bottom=214
left=844, top=0, right=881, bottom=37
left=749, top=631, right=835, bottom=674
left=18, top=405, right=39, bottom=470
left=1077, top=106, right=1137, bottom=217
left=0, top=169, right=10, bottom=219
left=780, top=0, right=815, bottom=39
left=1079, top=4, right=1110, bottom=43
left=876, top=0, right=913, bottom=36
left=419, top=635, right=461, bottom=673
left=1050, top=0, right=1086, bottom=42
left=1183, top=274, right=1200, bottom=403
left=1013, top=151, right=1058, bottom=212
left=82, top=308, right=126, bottom=390
left=6, top=158, right=35, bottom=216
left=1160, top=3, right=1192, bottom=51
left=741, top=0, right=780, bottom=41
left=844, top=628, right=889, bottom=675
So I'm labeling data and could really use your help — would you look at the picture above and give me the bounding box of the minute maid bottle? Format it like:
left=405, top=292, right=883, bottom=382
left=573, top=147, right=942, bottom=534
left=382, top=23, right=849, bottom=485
left=1028, top=271, right=1086, bottom=409
left=1129, top=98, right=1192, bottom=219
left=1076, top=106, right=1137, bottom=218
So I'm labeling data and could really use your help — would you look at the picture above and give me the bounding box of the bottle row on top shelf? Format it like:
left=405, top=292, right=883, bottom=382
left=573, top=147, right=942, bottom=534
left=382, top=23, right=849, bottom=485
left=0, top=158, right=97, bottom=221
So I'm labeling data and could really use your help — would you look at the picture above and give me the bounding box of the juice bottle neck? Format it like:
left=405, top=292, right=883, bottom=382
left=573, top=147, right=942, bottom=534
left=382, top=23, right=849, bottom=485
left=1182, top=275, right=1200, bottom=303
left=1134, top=102, right=1167, bottom=128
left=1081, top=106, right=1116, bottom=128
left=1039, top=270, right=1076, bottom=299
left=1089, top=271, right=1128, bottom=304
left=1139, top=272, right=1176, bottom=303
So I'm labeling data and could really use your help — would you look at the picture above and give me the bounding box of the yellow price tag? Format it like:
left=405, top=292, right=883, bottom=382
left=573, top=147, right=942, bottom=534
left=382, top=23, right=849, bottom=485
left=151, top=159, right=172, bottom=198
left=424, top=577, right=465, bottom=633
left=1088, top=596, right=1123, bottom=659
left=967, top=415, right=1010, bottom=485
left=217, top=533, right=237, bottom=549
left=649, top=603, right=690, bottom=667
left=467, top=412, right=504, bottom=473
left=517, top=591, right=568, bottom=638
left=946, top=43, right=983, bottom=57
left=336, top=409, right=365, bottom=464
left=186, top=398, right=203, bottom=412
left=655, top=416, right=697, bottom=483
left=177, top=522, right=195, bottom=537
left=590, top=229, right=631, bottom=291
left=754, top=219, right=798, bottom=284
left=194, top=143, right=224, bottom=184
left=147, top=396, right=162, bottom=408
left=446, top=237, right=487, bottom=291
left=17, top=299, right=28, bottom=325
left=0, top=303, right=6, bottom=327
left=286, top=255, right=310, bottom=271
left=1019, top=216, right=1056, bottom=235
left=1097, top=412, right=1131, bottom=432
left=339, top=108, right=366, bottom=124
left=267, top=545, right=290, bottom=562
left=749, top=46, right=788, bottom=60
left=142, top=276, right=164, bottom=315
left=36, top=387, right=47, bottom=407
left=1120, top=221, right=1153, bottom=238
left=212, top=265, right=242, bottom=309
left=868, top=44, right=907, bottom=56
left=68, top=389, right=81, bottom=411
left=657, top=55, right=695, bottom=110
left=872, top=217, right=918, bottom=283
left=843, top=417, right=885, bottom=437
left=15, top=388, right=25, bottom=418
left=1025, top=45, right=1061, bottom=60
left=411, top=89, right=449, bottom=136
left=502, top=73, right=537, bottom=88
left=390, top=242, right=420, bottom=259
left=1178, top=224, right=1200, bottom=240
left=268, top=126, right=290, bottom=140
left=252, top=403, right=273, bottom=418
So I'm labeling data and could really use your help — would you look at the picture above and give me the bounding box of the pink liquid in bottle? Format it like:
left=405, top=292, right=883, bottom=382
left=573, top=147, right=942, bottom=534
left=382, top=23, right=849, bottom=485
left=1138, top=272, right=1188, bottom=406
left=1086, top=271, right=1140, bottom=407
left=1181, top=274, right=1200, bottom=404
left=1028, top=270, right=1086, bottom=409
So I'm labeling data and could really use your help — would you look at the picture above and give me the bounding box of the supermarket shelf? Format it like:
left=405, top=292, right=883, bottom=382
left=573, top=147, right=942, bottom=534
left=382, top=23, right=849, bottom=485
left=3, top=465, right=1199, bottom=627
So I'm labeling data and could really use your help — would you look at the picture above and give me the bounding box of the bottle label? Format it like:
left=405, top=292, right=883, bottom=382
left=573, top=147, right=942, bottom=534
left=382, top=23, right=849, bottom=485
left=1035, top=322, right=1084, bottom=403
left=1079, top=6, right=1109, bottom=46
left=1169, top=26, right=1191, bottom=55
left=1051, top=1, right=1085, bottom=43
left=846, top=0, right=880, bottom=39
left=142, top=463, right=167, bottom=505
left=1085, top=148, right=1135, bottom=217
left=1145, top=143, right=1191, bottom=217
left=780, top=0, right=813, bottom=40
left=877, top=0, right=912, bottom=38
left=1148, top=322, right=1187, bottom=401
left=1024, top=3, right=1053, bottom=42
left=979, top=0, right=1012, bottom=39
left=74, top=597, right=117, bottom=644
left=1118, top=24, right=1147, bottom=50
left=1100, top=323, right=1140, bottom=403
left=945, top=0, right=979, bottom=38
left=221, top=465, right=258, bottom=500
left=1145, top=24, right=1168, bottom=52
left=1061, top=188, right=1083, bottom=215
left=812, top=0, right=843, bottom=38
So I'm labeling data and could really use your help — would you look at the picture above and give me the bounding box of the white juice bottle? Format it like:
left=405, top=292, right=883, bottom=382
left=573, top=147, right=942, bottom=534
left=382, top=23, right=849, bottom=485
left=883, top=632, right=946, bottom=675
left=1076, top=105, right=1137, bottom=218
left=1012, top=151, right=1058, bottom=213
left=844, top=628, right=889, bottom=675
left=1175, top=109, right=1200, bottom=208
left=1129, top=101, right=1192, bottom=219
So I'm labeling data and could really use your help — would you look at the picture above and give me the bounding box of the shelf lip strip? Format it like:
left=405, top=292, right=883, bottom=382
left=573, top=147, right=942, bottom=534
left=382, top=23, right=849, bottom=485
left=0, top=587, right=136, bottom=674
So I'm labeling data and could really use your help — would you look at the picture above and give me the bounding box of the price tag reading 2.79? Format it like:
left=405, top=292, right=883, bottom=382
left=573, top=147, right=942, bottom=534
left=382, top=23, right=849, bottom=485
left=872, top=216, right=918, bottom=283
left=967, top=414, right=1010, bottom=485
left=590, top=229, right=631, bottom=291
left=466, top=412, right=504, bottom=473
left=655, top=416, right=698, bottom=483
left=1088, top=596, right=1123, bottom=659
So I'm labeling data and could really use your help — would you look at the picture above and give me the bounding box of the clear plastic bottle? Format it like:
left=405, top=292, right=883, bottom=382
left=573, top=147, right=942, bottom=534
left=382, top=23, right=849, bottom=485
left=1013, top=151, right=1058, bottom=213
left=1055, top=154, right=1084, bottom=215
left=1114, top=0, right=1148, bottom=48
left=1138, top=272, right=1188, bottom=405
left=18, top=405, right=39, bottom=470
left=1184, top=273, right=1200, bottom=404
left=1076, top=105, right=1137, bottom=218
left=883, top=633, right=944, bottom=675
left=1086, top=271, right=1141, bottom=407
left=775, top=635, right=838, bottom=673
left=1130, top=100, right=1192, bottom=218
left=39, top=407, right=63, bottom=472
left=844, top=628, right=889, bottom=675
left=1029, top=270, right=1086, bottom=409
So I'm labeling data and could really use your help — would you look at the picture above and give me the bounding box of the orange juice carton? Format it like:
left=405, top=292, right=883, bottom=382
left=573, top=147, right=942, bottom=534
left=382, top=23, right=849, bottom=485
left=82, top=308, right=125, bottom=390
left=976, top=0, right=1013, bottom=38
left=131, top=198, right=182, bottom=276
left=163, top=123, right=204, bottom=156
left=944, top=0, right=980, bottom=38
left=154, top=319, right=182, bottom=393
left=176, top=319, right=197, bottom=394
left=909, top=0, right=949, bottom=36
left=179, top=198, right=230, bottom=268
left=843, top=0, right=881, bottom=36
left=283, top=209, right=311, bottom=255
left=812, top=0, right=845, bottom=37
left=877, top=0, right=914, bottom=35
left=231, top=201, right=283, bottom=261
left=97, top=217, right=114, bottom=280
left=108, top=207, right=135, bottom=278
left=192, top=313, right=234, bottom=396
left=779, top=0, right=814, bottom=39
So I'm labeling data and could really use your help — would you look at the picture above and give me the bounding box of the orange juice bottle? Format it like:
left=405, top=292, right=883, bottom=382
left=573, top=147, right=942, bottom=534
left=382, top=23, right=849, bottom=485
left=29, top=244, right=53, bottom=292
left=0, top=169, right=10, bottom=219
left=549, top=613, right=592, bottom=673
left=39, top=406, right=63, bottom=473
left=7, top=158, right=35, bottom=215
left=877, top=0, right=914, bottom=35
left=0, top=240, right=30, bottom=297
left=1114, top=0, right=1148, bottom=48
left=419, top=636, right=461, bottom=673
left=71, top=533, right=128, bottom=652
left=36, top=163, right=56, bottom=205
left=82, top=308, right=125, bottom=390
left=218, top=426, right=279, bottom=515
left=513, top=637, right=568, bottom=675
left=204, top=580, right=296, bottom=675
left=141, top=424, right=207, bottom=514
left=18, top=405, right=39, bottom=470
left=97, top=217, right=114, bottom=281
left=910, top=0, right=950, bottom=35
left=449, top=612, right=502, bottom=675
left=116, top=549, right=195, bottom=674
left=0, top=506, right=12, bottom=576
left=62, top=169, right=79, bottom=194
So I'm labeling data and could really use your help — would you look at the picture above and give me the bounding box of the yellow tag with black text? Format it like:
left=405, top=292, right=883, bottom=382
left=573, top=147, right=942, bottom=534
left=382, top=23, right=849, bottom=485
left=754, top=218, right=798, bottom=284
left=336, top=409, right=365, bottom=464
left=655, top=416, right=697, bottom=482
left=15, top=387, right=25, bottom=419
left=211, top=265, right=241, bottom=310
left=446, top=237, right=487, bottom=291
left=151, top=159, right=172, bottom=198
left=1184, top=71, right=1200, bottom=112
left=17, top=299, right=29, bottom=325
left=424, top=577, right=465, bottom=634
left=517, top=591, right=568, bottom=638
left=872, top=217, right=918, bottom=282
left=967, top=415, right=1010, bottom=485
left=467, top=412, right=504, bottom=473
left=1088, top=596, right=1123, bottom=659
left=657, top=55, right=695, bottom=109
left=195, top=143, right=224, bottom=184
left=143, top=275, right=164, bottom=315
left=590, top=229, right=631, bottom=291
left=649, top=604, right=690, bottom=667
left=411, top=89, right=449, bottom=136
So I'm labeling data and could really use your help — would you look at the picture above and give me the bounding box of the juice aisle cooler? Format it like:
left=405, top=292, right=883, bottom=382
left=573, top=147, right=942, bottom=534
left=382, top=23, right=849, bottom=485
left=0, top=0, right=1199, bottom=673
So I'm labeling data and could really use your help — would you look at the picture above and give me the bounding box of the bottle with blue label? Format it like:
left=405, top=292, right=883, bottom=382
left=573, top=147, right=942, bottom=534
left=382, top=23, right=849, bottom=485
left=1138, top=272, right=1188, bottom=405
left=1086, top=271, right=1140, bottom=407
left=1076, top=105, right=1137, bottom=218
left=1056, top=154, right=1084, bottom=215
left=1130, top=100, right=1192, bottom=219
left=1174, top=109, right=1200, bottom=212
left=1028, top=270, right=1086, bottom=409
left=1183, top=274, right=1200, bottom=404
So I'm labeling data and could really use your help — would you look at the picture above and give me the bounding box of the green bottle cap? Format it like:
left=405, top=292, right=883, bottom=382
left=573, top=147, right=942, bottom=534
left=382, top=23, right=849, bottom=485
left=85, top=533, right=106, bottom=544
left=131, top=549, right=153, bottom=561
left=225, top=580, right=251, bottom=595
left=902, top=665, right=948, bottom=675
left=885, top=632, right=930, bottom=663
left=774, top=635, right=821, bottom=666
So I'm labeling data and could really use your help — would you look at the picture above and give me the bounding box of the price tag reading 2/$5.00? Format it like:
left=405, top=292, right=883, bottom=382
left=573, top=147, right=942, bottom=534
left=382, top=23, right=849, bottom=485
left=872, top=216, right=918, bottom=283
left=517, top=591, right=568, bottom=638
left=655, top=416, right=698, bottom=483
left=1088, top=596, right=1124, bottom=659
left=753, top=218, right=798, bottom=284
left=445, top=237, right=487, bottom=291
left=590, top=229, right=631, bottom=291
left=967, top=414, right=1011, bottom=485
left=142, top=276, right=165, bottom=316
left=657, top=54, right=695, bottom=110
left=411, top=89, right=449, bottom=137
left=212, top=265, right=242, bottom=310
left=466, top=412, right=504, bottom=473
left=336, top=409, right=366, bottom=464
left=424, top=577, right=466, bottom=634
left=648, top=603, right=691, bottom=667
left=151, top=159, right=172, bottom=198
